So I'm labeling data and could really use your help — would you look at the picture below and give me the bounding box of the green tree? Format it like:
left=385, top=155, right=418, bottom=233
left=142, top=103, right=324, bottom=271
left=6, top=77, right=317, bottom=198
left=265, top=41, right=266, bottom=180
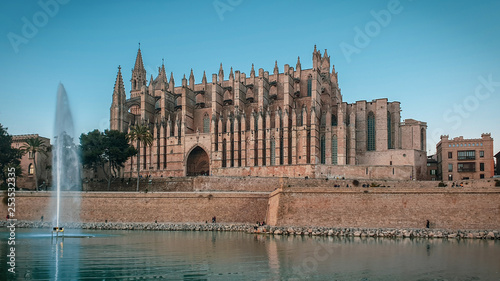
left=0, top=124, right=22, bottom=189
left=20, top=136, right=48, bottom=190
left=80, top=129, right=136, bottom=190
left=127, top=124, right=153, bottom=192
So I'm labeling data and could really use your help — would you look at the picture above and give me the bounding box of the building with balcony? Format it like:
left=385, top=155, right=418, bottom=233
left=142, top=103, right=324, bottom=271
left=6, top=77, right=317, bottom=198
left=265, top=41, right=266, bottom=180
left=436, top=134, right=494, bottom=181
left=425, top=154, right=438, bottom=181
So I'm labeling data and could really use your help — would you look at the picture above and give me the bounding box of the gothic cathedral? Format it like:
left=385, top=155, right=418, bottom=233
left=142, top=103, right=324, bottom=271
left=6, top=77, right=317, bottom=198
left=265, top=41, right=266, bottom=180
left=111, top=46, right=427, bottom=180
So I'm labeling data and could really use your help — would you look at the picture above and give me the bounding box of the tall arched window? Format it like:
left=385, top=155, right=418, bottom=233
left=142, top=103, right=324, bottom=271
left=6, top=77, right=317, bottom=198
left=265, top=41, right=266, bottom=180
left=222, top=139, right=227, bottom=167
left=28, top=163, right=34, bottom=175
left=387, top=111, right=392, bottom=149
left=346, top=132, right=350, bottom=165
left=306, top=131, right=311, bottom=163
left=270, top=138, right=276, bottom=166
left=279, top=135, right=284, bottom=165
left=331, top=114, right=337, bottom=126
left=367, top=111, right=376, bottom=151
left=332, top=135, right=338, bottom=165
left=321, top=112, right=326, bottom=127
left=203, top=114, right=210, bottom=133
left=177, top=121, right=182, bottom=143
left=307, top=75, right=312, bottom=97
left=230, top=135, right=234, bottom=167
left=298, top=110, right=303, bottom=127
left=320, top=135, right=326, bottom=164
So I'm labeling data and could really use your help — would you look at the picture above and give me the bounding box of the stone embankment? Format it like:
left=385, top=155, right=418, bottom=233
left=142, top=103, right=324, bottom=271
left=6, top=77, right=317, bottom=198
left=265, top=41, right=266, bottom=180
left=255, top=226, right=500, bottom=240
left=2, top=221, right=499, bottom=240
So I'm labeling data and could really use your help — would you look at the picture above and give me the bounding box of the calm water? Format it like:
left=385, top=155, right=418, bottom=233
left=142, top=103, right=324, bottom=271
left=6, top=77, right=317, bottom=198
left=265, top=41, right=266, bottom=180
left=1, top=228, right=499, bottom=280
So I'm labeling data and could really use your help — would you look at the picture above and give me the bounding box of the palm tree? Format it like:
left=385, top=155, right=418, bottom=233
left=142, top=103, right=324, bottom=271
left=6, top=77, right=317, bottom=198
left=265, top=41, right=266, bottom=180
left=21, top=136, right=48, bottom=191
left=127, top=124, right=153, bottom=192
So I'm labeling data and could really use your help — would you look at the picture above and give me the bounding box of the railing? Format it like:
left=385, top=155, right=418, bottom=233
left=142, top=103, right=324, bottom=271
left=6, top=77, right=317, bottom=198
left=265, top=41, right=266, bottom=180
left=457, top=156, right=475, bottom=160
left=458, top=168, right=475, bottom=172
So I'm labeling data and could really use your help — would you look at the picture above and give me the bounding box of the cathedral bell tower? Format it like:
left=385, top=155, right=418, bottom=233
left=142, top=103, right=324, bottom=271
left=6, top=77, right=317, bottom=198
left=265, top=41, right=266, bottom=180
left=131, top=44, right=147, bottom=97
left=110, top=65, right=128, bottom=132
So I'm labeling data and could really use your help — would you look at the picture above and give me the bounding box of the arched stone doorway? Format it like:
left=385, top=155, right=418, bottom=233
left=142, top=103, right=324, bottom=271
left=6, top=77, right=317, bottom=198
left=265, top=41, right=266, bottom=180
left=186, top=146, right=210, bottom=176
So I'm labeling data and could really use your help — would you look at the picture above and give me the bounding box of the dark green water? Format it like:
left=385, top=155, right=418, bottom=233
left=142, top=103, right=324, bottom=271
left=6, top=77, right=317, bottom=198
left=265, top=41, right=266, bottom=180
left=1, top=228, right=499, bottom=280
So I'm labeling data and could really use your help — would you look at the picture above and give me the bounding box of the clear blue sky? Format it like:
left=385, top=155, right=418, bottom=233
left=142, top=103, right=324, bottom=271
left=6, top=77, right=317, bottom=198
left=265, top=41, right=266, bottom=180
left=1, top=0, right=499, bottom=155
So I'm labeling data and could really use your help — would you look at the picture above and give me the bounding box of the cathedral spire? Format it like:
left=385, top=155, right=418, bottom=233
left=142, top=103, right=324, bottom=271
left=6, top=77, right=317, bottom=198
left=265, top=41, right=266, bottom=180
left=250, top=63, right=255, bottom=77
left=131, top=45, right=147, bottom=90
left=296, top=56, right=301, bottom=70
left=111, top=65, right=126, bottom=132
left=229, top=67, right=234, bottom=80
left=182, top=74, right=187, bottom=87
left=323, top=49, right=328, bottom=58
left=113, top=65, right=125, bottom=94
left=218, top=63, right=224, bottom=82
left=159, top=60, right=167, bottom=82
left=133, top=46, right=145, bottom=72
left=274, top=60, right=279, bottom=75
left=169, top=72, right=175, bottom=85
left=189, top=68, right=195, bottom=87
left=202, top=70, right=207, bottom=84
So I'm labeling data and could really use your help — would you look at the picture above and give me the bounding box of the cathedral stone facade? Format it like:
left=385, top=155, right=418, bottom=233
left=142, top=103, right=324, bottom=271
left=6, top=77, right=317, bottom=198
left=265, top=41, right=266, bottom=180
left=110, top=46, right=427, bottom=180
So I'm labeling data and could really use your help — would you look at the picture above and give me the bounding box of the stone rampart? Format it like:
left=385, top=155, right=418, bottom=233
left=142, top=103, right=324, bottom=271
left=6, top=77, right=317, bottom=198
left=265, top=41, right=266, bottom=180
left=267, top=185, right=500, bottom=230
left=211, top=164, right=415, bottom=180
left=12, top=191, right=269, bottom=224
left=6, top=178, right=500, bottom=231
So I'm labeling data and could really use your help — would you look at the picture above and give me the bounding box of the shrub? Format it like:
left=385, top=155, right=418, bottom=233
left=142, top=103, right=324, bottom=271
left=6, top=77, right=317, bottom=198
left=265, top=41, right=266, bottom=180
left=370, top=182, right=380, bottom=187
left=352, top=180, right=360, bottom=187
left=438, top=182, right=447, bottom=187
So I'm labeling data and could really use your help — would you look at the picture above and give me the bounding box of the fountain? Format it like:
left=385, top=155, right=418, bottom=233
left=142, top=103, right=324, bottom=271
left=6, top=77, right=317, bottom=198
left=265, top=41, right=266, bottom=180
left=52, top=83, right=81, bottom=232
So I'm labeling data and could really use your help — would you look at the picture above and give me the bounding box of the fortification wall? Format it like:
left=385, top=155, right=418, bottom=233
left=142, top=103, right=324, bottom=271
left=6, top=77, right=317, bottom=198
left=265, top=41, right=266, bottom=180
left=82, top=176, right=283, bottom=192
left=83, top=176, right=496, bottom=192
left=267, top=186, right=500, bottom=230
left=10, top=178, right=500, bottom=231
left=212, top=165, right=416, bottom=180
left=13, top=191, right=269, bottom=224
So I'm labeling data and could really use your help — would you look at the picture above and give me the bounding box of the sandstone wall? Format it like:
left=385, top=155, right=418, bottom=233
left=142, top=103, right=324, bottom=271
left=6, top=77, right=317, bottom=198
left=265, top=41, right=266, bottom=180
left=268, top=186, right=500, bottom=230
left=83, top=176, right=497, bottom=192
left=212, top=164, right=415, bottom=180
left=9, top=178, right=500, bottom=231
left=13, top=191, right=269, bottom=224
left=82, top=176, right=282, bottom=192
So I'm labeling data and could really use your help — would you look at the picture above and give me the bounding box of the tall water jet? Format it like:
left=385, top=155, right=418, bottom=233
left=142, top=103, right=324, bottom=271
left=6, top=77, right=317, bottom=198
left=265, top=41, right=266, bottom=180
left=52, top=84, right=81, bottom=228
